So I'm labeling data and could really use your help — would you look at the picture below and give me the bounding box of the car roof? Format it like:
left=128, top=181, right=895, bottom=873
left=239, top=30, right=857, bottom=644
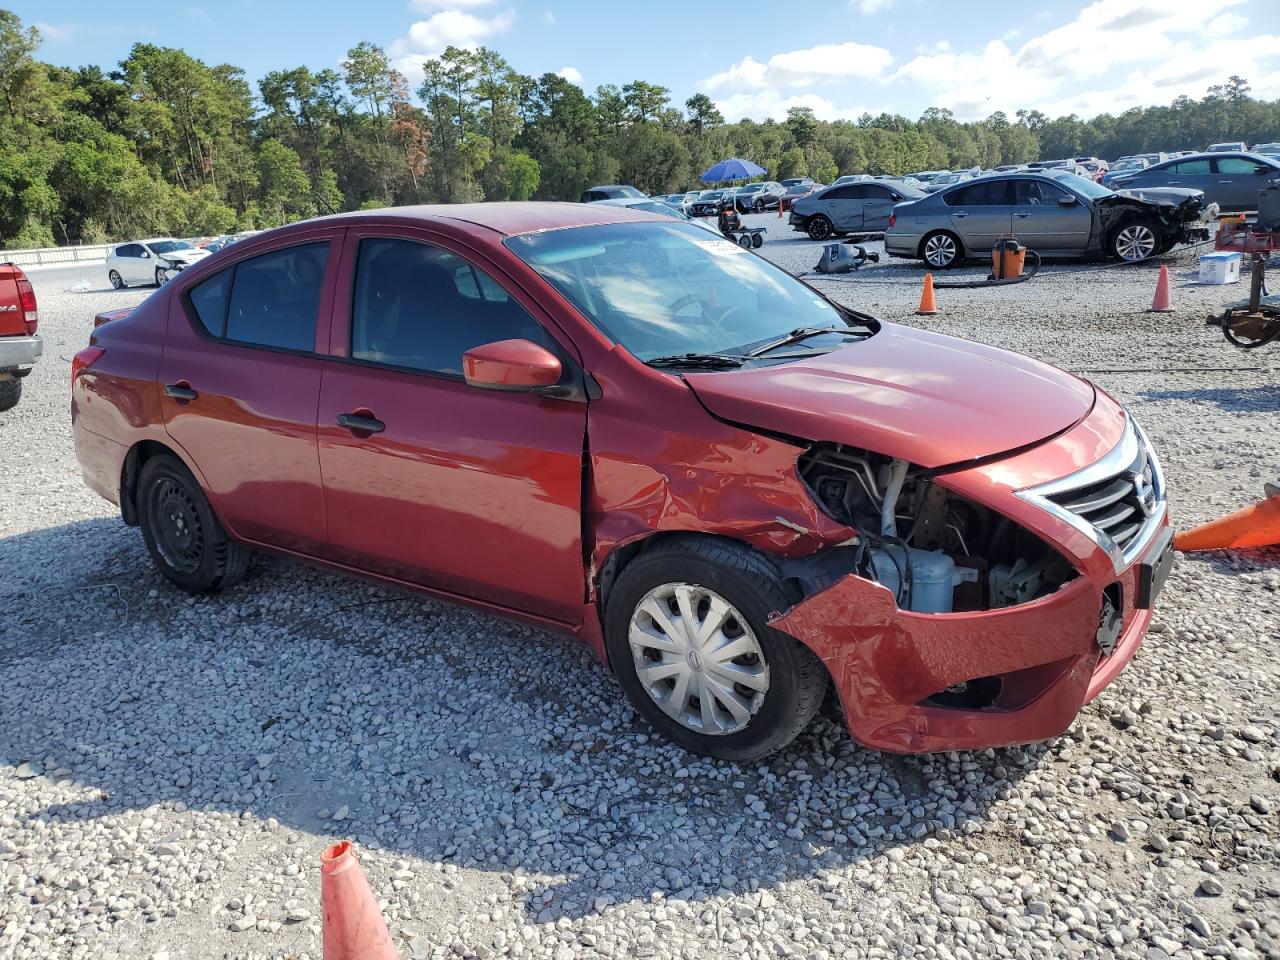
left=305, top=201, right=668, bottom=238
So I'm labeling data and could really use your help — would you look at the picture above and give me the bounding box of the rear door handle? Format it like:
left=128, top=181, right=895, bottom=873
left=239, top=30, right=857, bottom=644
left=1014, top=212, right=1030, bottom=218
left=1217, top=180, right=1233, bottom=183
left=163, top=382, right=198, bottom=401
left=953, top=211, right=968, bottom=218
left=337, top=412, right=385, bottom=434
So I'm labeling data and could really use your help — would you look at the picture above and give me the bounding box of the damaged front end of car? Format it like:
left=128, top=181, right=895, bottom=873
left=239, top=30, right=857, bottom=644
left=1102, top=188, right=1218, bottom=246
left=762, top=400, right=1169, bottom=754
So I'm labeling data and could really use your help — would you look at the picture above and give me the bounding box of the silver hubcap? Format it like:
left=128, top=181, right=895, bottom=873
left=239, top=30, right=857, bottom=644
left=628, top=582, right=769, bottom=736
left=924, top=234, right=956, bottom=266
left=1116, top=225, right=1156, bottom=261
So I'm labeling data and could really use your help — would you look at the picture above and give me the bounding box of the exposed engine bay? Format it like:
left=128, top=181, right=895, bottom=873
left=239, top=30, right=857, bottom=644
left=796, top=443, right=1076, bottom=613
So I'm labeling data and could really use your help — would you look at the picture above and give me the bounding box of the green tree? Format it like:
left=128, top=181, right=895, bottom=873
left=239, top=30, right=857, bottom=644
left=684, top=93, right=722, bottom=136
left=256, top=138, right=312, bottom=224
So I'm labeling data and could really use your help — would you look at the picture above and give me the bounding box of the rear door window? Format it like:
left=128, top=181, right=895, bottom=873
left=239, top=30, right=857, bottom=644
left=1214, top=157, right=1267, bottom=175
left=189, top=269, right=232, bottom=337
left=945, top=180, right=1013, bottom=205
left=1169, top=159, right=1211, bottom=175
left=350, top=237, right=553, bottom=376
left=221, top=242, right=329, bottom=351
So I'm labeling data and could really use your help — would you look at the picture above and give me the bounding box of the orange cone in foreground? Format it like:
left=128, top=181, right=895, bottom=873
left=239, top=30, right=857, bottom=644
left=917, top=273, right=938, bottom=315
left=1149, top=264, right=1175, bottom=313
left=1174, top=493, right=1280, bottom=551
left=321, top=841, right=399, bottom=960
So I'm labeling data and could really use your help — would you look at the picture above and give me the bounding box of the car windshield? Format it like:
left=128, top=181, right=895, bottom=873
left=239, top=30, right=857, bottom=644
left=149, top=240, right=194, bottom=254
left=699, top=191, right=721, bottom=200
left=739, top=184, right=762, bottom=192
left=1046, top=171, right=1112, bottom=199
left=1113, top=160, right=1143, bottom=171
left=506, top=221, right=859, bottom=362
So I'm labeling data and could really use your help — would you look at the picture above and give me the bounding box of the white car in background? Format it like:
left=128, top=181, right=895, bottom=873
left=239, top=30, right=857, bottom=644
left=107, top=239, right=210, bottom=289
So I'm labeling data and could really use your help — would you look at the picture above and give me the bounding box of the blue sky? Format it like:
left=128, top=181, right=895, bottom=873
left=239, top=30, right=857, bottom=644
left=19, top=0, right=1280, bottom=122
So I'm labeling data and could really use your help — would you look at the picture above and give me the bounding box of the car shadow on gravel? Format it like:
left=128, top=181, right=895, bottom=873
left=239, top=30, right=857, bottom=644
left=3, top=519, right=1047, bottom=924
left=1140, top=385, right=1280, bottom=413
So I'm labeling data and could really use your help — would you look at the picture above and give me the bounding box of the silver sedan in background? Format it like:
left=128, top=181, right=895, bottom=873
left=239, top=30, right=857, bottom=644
left=884, top=170, right=1213, bottom=267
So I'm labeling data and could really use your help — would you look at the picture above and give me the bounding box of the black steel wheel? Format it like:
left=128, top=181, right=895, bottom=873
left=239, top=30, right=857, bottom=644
left=138, top=454, right=251, bottom=592
left=807, top=216, right=834, bottom=241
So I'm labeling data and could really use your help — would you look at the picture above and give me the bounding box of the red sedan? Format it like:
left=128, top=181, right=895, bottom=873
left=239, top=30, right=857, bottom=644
left=72, top=203, right=1173, bottom=760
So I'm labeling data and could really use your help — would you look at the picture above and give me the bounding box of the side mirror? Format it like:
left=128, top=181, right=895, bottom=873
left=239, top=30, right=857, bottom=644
left=141, top=250, right=151, bottom=258
left=463, top=339, right=563, bottom=392
left=1057, top=195, right=1078, bottom=206
left=1256, top=166, right=1272, bottom=175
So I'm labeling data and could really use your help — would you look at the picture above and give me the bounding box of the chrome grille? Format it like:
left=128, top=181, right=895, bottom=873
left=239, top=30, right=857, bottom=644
left=1017, top=417, right=1166, bottom=573
left=1047, top=445, right=1155, bottom=555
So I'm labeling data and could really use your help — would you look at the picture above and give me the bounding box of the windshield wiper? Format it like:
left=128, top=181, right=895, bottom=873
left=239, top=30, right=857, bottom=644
left=645, top=352, right=745, bottom=369
left=746, top=326, right=865, bottom=358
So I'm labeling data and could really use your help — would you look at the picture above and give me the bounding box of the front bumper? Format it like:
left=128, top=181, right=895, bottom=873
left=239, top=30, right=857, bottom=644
left=0, top=333, right=42, bottom=371
left=770, top=400, right=1169, bottom=754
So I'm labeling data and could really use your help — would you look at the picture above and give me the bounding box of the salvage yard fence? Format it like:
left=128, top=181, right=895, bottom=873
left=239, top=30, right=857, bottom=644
left=0, top=244, right=113, bottom=266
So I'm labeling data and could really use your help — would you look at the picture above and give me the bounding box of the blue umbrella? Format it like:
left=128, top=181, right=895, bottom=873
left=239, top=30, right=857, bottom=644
left=701, top=157, right=766, bottom=183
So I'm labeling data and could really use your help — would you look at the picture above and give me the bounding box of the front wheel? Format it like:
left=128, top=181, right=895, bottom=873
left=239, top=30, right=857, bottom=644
left=108, top=270, right=125, bottom=289
left=736, top=233, right=754, bottom=249
left=1110, top=221, right=1158, bottom=262
left=921, top=230, right=962, bottom=268
left=807, top=216, right=834, bottom=241
left=605, top=538, right=827, bottom=762
left=753, top=199, right=765, bottom=213
left=138, top=454, right=251, bottom=593
left=155, top=267, right=167, bottom=287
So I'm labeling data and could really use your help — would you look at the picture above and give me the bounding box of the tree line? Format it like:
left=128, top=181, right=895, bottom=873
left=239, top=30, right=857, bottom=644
left=1, top=8, right=1277, bottom=247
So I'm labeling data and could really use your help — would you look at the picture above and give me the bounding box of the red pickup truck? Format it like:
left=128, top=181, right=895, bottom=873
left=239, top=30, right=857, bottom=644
left=0, top=263, right=41, bottom=410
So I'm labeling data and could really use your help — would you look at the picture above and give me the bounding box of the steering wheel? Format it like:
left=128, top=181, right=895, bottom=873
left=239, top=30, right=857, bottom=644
left=668, top=293, right=719, bottom=327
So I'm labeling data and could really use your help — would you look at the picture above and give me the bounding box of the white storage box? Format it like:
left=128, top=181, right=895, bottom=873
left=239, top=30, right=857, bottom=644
left=1199, top=251, right=1241, bottom=285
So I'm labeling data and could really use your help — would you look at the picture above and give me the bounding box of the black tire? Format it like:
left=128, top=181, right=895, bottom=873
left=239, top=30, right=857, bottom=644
left=753, top=199, right=765, bottom=213
left=138, top=454, right=251, bottom=593
left=920, top=230, right=962, bottom=268
left=751, top=233, right=764, bottom=249
left=605, top=537, right=828, bottom=762
left=155, top=267, right=166, bottom=287
left=807, top=216, right=834, bottom=241
left=1109, top=219, right=1159, bottom=262
left=108, top=270, right=125, bottom=289
left=736, top=233, right=753, bottom=249
left=0, top=377, right=21, bottom=411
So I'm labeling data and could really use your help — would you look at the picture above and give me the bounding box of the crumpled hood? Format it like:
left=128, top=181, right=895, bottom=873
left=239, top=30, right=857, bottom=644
left=1108, top=185, right=1204, bottom=208
left=684, top=323, right=1095, bottom=469
left=162, top=249, right=210, bottom=264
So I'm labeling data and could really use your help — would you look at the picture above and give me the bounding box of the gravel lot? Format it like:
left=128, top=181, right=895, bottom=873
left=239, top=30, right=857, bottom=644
left=2, top=222, right=1278, bottom=960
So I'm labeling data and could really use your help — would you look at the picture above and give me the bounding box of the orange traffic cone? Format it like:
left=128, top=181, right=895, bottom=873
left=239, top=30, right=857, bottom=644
left=917, top=273, right=937, bottom=315
left=1174, top=492, right=1280, bottom=551
left=1149, top=264, right=1174, bottom=313
left=321, top=841, right=399, bottom=960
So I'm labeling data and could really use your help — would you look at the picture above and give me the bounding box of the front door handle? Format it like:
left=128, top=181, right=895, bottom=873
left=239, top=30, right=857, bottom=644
left=1217, top=180, right=1233, bottom=184
left=1014, top=212, right=1030, bottom=218
left=337, top=411, right=385, bottom=434
left=953, top=210, right=968, bottom=218
left=163, top=381, right=198, bottom=401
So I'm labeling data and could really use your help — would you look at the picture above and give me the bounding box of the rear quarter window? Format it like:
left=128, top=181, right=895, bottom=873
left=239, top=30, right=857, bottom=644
left=188, top=270, right=231, bottom=337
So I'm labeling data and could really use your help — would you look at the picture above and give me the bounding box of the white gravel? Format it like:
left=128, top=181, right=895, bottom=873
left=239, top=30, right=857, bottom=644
left=1, top=233, right=1278, bottom=960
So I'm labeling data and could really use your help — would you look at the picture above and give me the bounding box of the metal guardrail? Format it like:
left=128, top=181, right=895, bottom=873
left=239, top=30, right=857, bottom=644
left=0, top=244, right=113, bottom=266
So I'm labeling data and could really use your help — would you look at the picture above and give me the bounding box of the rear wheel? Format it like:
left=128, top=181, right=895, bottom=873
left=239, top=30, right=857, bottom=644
left=807, top=216, right=834, bottom=241
left=751, top=232, right=764, bottom=249
left=736, top=233, right=753, bottom=249
left=605, top=537, right=827, bottom=762
left=138, top=454, right=251, bottom=593
left=1110, top=221, right=1158, bottom=262
left=0, top=377, right=21, bottom=411
left=921, top=230, right=962, bottom=268
left=108, top=270, right=125, bottom=289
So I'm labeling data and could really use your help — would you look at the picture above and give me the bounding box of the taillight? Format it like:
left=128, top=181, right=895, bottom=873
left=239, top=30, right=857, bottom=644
left=888, top=213, right=897, bottom=228
left=15, top=269, right=37, bottom=334
left=72, top=345, right=105, bottom=383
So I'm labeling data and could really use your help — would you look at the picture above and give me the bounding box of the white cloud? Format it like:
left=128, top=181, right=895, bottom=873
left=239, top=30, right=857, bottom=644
left=543, top=10, right=556, bottom=26
left=854, top=0, right=895, bottom=12
left=704, top=41, right=894, bottom=93
left=713, top=90, right=877, bottom=123
left=33, top=21, right=74, bottom=41
left=557, top=65, right=582, bottom=84
left=389, top=8, right=516, bottom=74
left=1206, top=12, right=1248, bottom=37
left=888, top=0, right=1278, bottom=120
